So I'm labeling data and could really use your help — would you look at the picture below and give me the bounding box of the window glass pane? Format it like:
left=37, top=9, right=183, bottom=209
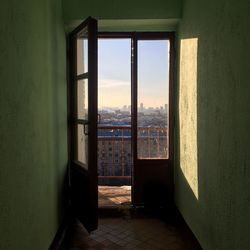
left=77, top=124, right=88, bottom=167
left=77, top=79, right=88, bottom=119
left=137, top=40, right=169, bottom=159
left=77, top=29, right=88, bottom=75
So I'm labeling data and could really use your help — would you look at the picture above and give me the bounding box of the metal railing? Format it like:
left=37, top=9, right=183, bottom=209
left=137, top=127, right=168, bottom=159
left=97, top=126, right=168, bottom=185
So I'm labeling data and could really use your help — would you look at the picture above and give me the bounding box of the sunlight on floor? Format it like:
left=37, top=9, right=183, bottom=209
left=98, top=186, right=131, bottom=207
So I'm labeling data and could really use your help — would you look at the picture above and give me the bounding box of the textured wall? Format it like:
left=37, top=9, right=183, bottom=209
left=0, top=0, right=67, bottom=249
left=62, top=0, right=182, bottom=32
left=62, top=0, right=182, bottom=21
left=179, top=38, right=198, bottom=199
left=175, top=0, right=250, bottom=249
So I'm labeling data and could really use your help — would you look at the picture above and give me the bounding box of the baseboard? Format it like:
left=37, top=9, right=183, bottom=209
left=49, top=215, right=71, bottom=250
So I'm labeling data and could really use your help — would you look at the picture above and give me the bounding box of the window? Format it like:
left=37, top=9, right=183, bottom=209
left=137, top=39, right=169, bottom=159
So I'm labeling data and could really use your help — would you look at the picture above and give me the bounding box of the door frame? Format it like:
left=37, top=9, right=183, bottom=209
left=98, top=32, right=175, bottom=206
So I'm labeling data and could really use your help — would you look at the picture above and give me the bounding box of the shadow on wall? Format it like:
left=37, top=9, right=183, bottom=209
left=175, top=32, right=222, bottom=247
left=175, top=1, right=250, bottom=247
left=175, top=35, right=202, bottom=240
left=175, top=30, right=232, bottom=247
left=47, top=0, right=69, bottom=226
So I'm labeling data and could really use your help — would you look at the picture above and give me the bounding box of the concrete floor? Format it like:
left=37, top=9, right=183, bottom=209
left=98, top=186, right=131, bottom=208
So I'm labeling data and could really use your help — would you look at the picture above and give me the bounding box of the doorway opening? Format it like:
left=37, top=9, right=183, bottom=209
left=68, top=18, right=174, bottom=232
left=97, top=33, right=173, bottom=208
left=97, top=38, right=132, bottom=208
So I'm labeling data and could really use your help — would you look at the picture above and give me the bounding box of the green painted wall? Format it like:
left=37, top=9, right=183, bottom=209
left=175, top=0, right=250, bottom=249
left=62, top=0, right=182, bottom=32
left=63, top=0, right=182, bottom=21
left=0, top=0, right=67, bottom=249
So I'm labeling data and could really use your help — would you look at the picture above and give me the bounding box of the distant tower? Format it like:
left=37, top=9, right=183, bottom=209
left=164, top=104, right=168, bottom=112
left=140, top=103, right=144, bottom=112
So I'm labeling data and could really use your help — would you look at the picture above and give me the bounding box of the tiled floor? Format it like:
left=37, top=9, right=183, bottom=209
left=61, top=208, right=201, bottom=250
left=98, top=186, right=131, bottom=208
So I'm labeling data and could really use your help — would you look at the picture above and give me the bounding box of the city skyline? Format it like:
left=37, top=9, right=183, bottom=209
left=98, top=103, right=168, bottom=111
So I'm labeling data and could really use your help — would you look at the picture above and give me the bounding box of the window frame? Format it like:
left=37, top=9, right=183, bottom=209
left=98, top=32, right=175, bottom=164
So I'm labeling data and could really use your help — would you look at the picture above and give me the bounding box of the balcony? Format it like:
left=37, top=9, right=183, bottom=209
left=98, top=126, right=168, bottom=185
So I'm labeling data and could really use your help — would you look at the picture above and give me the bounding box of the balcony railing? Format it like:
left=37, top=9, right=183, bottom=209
left=98, top=125, right=168, bottom=185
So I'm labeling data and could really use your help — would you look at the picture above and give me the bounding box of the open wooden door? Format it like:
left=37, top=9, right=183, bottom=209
left=68, top=17, right=98, bottom=232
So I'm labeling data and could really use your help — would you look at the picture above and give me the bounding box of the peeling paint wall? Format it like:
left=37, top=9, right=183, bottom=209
left=175, top=0, right=250, bottom=249
left=0, top=0, right=67, bottom=249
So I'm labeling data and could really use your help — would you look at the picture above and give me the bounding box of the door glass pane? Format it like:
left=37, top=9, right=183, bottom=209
left=77, top=79, right=88, bottom=119
left=77, top=29, right=88, bottom=75
left=77, top=124, right=88, bottom=167
left=137, top=40, right=169, bottom=159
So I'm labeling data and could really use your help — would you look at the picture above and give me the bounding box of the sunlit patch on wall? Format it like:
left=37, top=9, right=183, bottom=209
left=179, top=38, right=198, bottom=199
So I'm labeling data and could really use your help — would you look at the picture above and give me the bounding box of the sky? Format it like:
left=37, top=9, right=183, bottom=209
left=98, top=39, right=169, bottom=109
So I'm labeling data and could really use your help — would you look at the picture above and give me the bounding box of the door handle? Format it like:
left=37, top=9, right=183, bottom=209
left=83, top=123, right=89, bottom=135
left=98, top=114, right=101, bottom=124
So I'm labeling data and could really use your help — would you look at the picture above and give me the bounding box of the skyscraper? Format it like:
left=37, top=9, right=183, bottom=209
left=139, top=102, right=144, bottom=112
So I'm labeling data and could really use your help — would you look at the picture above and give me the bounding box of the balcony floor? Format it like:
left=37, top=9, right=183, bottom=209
left=98, top=185, right=131, bottom=208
